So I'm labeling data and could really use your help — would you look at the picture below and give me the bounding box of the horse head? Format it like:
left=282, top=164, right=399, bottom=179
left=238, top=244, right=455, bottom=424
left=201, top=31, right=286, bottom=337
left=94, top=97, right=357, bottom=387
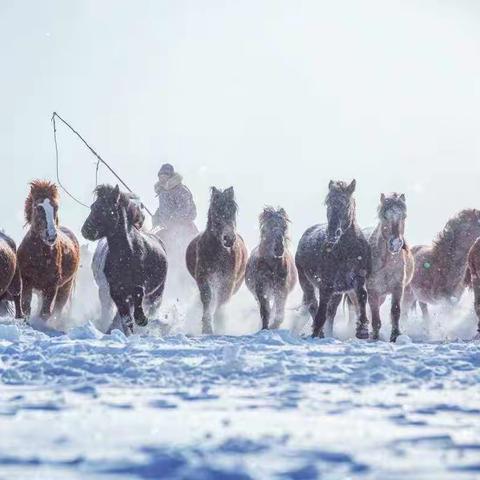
left=25, top=180, right=60, bottom=247
left=258, top=206, right=290, bottom=258
left=378, top=192, right=407, bottom=254
left=325, top=179, right=356, bottom=245
left=207, top=186, right=238, bottom=249
left=82, top=184, right=141, bottom=241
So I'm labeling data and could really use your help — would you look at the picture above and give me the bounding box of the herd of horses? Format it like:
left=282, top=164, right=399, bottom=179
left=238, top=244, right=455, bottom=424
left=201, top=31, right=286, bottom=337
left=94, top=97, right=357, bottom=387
left=1, top=178, right=480, bottom=341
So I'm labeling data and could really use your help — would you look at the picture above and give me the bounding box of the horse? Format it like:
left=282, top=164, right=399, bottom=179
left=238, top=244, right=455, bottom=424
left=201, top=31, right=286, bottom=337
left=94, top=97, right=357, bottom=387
left=18, top=180, right=80, bottom=320
left=296, top=179, right=371, bottom=339
left=364, top=193, right=414, bottom=342
left=0, top=231, right=23, bottom=319
left=403, top=209, right=480, bottom=320
left=90, top=192, right=147, bottom=328
left=186, top=187, right=247, bottom=334
left=82, top=184, right=167, bottom=335
left=466, top=238, right=480, bottom=339
left=245, top=207, right=297, bottom=330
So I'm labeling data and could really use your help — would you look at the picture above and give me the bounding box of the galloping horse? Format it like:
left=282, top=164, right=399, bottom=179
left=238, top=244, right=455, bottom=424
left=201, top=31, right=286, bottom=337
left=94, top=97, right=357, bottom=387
left=0, top=231, right=23, bottom=318
left=82, top=185, right=167, bottom=334
left=245, top=207, right=297, bottom=330
left=18, top=181, right=80, bottom=319
left=365, top=193, right=414, bottom=341
left=296, top=180, right=371, bottom=338
left=186, top=187, right=247, bottom=334
left=90, top=192, right=147, bottom=326
left=403, top=209, right=480, bottom=320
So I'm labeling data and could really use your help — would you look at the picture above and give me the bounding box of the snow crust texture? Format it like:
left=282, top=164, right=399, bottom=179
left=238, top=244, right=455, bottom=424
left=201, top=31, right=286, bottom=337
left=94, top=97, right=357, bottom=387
left=0, top=321, right=479, bottom=479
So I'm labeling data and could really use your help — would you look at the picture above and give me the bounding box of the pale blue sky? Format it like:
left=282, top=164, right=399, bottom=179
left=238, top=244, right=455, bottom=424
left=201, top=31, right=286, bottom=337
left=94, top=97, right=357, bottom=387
left=1, top=0, right=480, bottom=247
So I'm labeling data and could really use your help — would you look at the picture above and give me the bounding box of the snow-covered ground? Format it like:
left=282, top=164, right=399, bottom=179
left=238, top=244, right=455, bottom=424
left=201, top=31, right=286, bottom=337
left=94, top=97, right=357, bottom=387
left=0, top=292, right=479, bottom=480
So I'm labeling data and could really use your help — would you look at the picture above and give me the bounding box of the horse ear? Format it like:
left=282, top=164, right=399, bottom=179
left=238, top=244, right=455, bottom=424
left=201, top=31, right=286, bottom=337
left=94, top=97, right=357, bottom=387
left=211, top=186, right=220, bottom=197
left=380, top=193, right=386, bottom=203
left=113, top=184, right=121, bottom=203
left=399, top=193, right=406, bottom=202
left=224, top=186, right=235, bottom=199
left=347, top=179, right=356, bottom=195
left=328, top=180, right=334, bottom=190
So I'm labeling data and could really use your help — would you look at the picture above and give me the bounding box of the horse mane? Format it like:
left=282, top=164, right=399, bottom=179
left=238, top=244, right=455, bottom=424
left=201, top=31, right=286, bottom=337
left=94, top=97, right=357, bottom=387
left=259, top=206, right=290, bottom=230
left=377, top=193, right=406, bottom=219
left=208, top=187, right=238, bottom=225
left=94, top=184, right=145, bottom=229
left=433, top=209, right=480, bottom=255
left=24, top=180, right=59, bottom=224
left=431, top=209, right=480, bottom=296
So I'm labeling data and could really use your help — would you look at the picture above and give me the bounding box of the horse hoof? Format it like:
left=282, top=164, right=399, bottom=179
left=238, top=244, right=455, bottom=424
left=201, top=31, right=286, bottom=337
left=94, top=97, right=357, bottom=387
left=312, top=331, right=324, bottom=339
left=390, top=331, right=401, bottom=343
left=371, top=331, right=380, bottom=341
left=356, top=327, right=369, bottom=340
left=135, top=315, right=148, bottom=327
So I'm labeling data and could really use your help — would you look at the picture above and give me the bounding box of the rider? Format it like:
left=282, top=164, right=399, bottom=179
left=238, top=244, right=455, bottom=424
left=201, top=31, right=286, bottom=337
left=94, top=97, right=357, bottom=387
left=153, top=163, right=197, bottom=229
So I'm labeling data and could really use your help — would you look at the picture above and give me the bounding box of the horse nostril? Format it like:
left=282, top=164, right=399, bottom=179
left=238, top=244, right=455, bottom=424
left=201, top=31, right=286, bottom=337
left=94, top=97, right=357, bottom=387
left=335, top=228, right=342, bottom=238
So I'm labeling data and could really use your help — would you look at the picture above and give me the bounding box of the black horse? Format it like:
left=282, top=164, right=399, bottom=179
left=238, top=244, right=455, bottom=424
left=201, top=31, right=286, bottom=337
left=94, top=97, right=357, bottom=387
left=295, top=180, right=371, bottom=338
left=82, top=184, right=167, bottom=334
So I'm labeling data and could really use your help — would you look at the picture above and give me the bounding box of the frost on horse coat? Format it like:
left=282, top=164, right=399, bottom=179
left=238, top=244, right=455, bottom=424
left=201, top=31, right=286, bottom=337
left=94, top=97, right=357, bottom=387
left=296, top=180, right=371, bottom=339
left=82, top=184, right=167, bottom=335
left=403, top=209, right=480, bottom=320
left=186, top=187, right=247, bottom=334
left=364, top=193, right=414, bottom=342
left=245, top=207, right=297, bottom=330
left=18, top=180, right=80, bottom=320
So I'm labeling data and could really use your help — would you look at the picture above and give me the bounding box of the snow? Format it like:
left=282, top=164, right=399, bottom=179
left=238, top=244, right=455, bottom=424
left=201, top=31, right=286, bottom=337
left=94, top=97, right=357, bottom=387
left=0, top=306, right=479, bottom=479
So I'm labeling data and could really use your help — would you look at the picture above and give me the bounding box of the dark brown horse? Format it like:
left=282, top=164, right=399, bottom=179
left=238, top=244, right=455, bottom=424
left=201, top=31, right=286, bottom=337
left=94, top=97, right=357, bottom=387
left=296, top=180, right=371, bottom=338
left=82, top=185, right=168, bottom=335
left=466, top=238, right=480, bottom=339
left=186, top=187, right=247, bottom=334
left=18, top=181, right=80, bottom=320
left=245, top=207, right=297, bottom=330
left=403, top=209, right=480, bottom=320
left=0, top=231, right=23, bottom=318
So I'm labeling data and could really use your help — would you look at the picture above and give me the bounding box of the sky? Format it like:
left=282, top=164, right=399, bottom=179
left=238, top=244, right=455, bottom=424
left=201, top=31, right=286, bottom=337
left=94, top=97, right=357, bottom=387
left=1, top=0, right=480, bottom=248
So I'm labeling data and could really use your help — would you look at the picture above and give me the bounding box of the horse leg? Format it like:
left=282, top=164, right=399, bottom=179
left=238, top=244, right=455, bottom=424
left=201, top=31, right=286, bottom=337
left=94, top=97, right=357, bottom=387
left=133, top=286, right=148, bottom=327
left=8, top=264, right=23, bottom=319
left=369, top=291, right=382, bottom=340
left=256, top=285, right=271, bottom=330
left=355, top=283, right=369, bottom=339
left=21, top=278, right=32, bottom=319
left=110, top=290, right=133, bottom=335
left=472, top=278, right=480, bottom=339
left=40, top=286, right=57, bottom=320
left=146, top=283, right=165, bottom=319
left=271, top=290, right=287, bottom=329
left=198, top=281, right=214, bottom=334
left=298, top=267, right=318, bottom=320
left=419, top=301, right=429, bottom=320
left=390, top=286, right=403, bottom=342
left=325, top=293, right=342, bottom=337
left=53, top=279, right=74, bottom=318
left=312, top=287, right=331, bottom=338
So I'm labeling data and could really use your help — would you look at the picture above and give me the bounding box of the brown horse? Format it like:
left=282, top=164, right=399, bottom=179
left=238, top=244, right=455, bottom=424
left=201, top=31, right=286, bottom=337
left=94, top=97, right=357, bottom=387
left=465, top=238, right=480, bottom=339
left=18, top=181, right=80, bottom=320
left=186, top=187, right=247, bottom=334
left=245, top=207, right=297, bottom=330
left=403, top=209, right=480, bottom=320
left=365, top=193, right=414, bottom=341
left=0, top=231, right=23, bottom=318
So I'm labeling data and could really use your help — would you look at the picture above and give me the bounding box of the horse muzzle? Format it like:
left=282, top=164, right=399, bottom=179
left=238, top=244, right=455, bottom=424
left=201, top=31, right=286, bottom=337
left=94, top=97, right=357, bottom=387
left=81, top=222, right=100, bottom=241
left=223, top=235, right=235, bottom=249
left=388, top=237, right=404, bottom=254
